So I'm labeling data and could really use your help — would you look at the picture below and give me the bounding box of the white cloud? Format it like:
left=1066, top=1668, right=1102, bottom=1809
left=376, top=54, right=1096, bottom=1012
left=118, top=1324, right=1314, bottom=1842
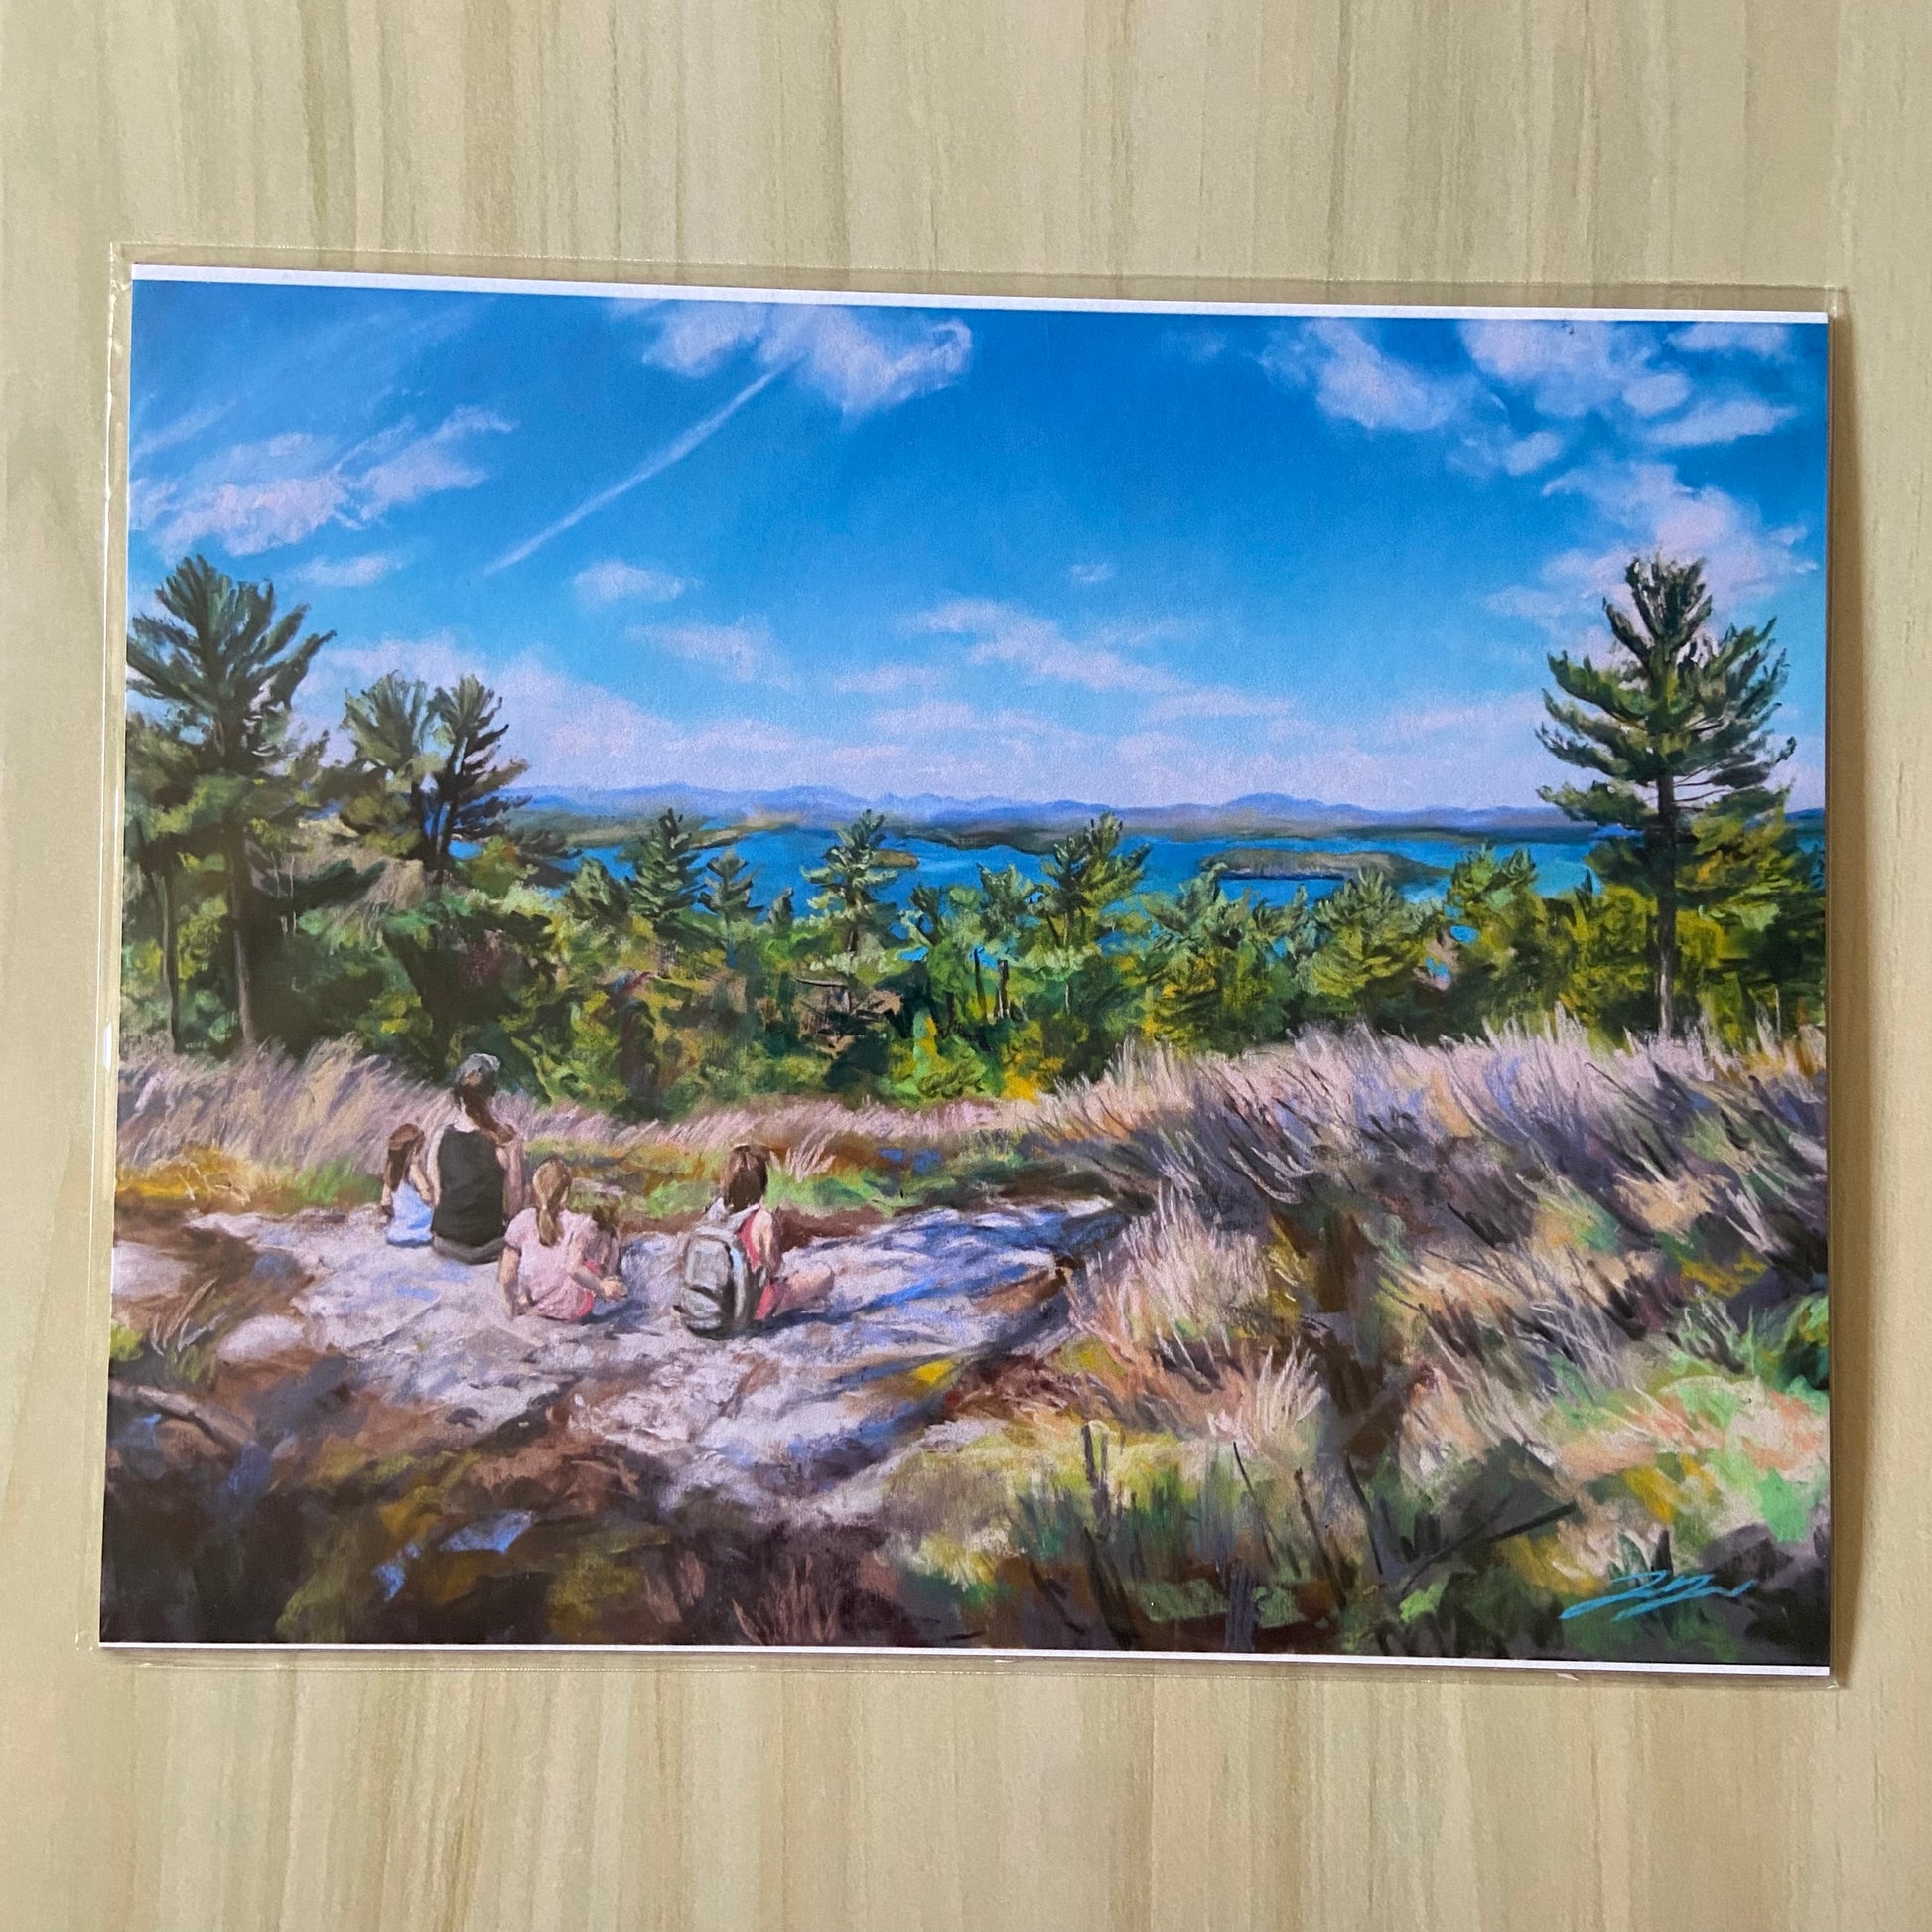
left=1453, top=424, right=1567, bottom=479
left=632, top=619, right=785, bottom=685
left=870, top=699, right=1059, bottom=739
left=1646, top=396, right=1798, bottom=448
left=297, top=552, right=402, bottom=590
left=1267, top=319, right=1472, bottom=433
left=640, top=301, right=973, bottom=419
left=913, top=598, right=1174, bottom=696
left=1489, top=459, right=1815, bottom=649
left=832, top=659, right=948, bottom=695
left=640, top=304, right=772, bottom=377
left=1544, top=461, right=1812, bottom=611
left=298, top=630, right=1549, bottom=809
left=573, top=559, right=691, bottom=606
left=129, top=400, right=231, bottom=465
left=135, top=410, right=513, bottom=558
left=352, top=406, right=513, bottom=518
left=1069, top=561, right=1115, bottom=586
left=1669, top=321, right=1797, bottom=359
left=907, top=598, right=1300, bottom=734
left=1268, top=321, right=1568, bottom=477
left=1460, top=318, right=1681, bottom=420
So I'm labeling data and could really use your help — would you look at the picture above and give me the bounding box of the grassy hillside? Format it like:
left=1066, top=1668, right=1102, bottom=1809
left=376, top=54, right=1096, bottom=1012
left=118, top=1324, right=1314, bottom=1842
left=880, top=1022, right=1829, bottom=1662
left=113, top=1024, right=1829, bottom=1661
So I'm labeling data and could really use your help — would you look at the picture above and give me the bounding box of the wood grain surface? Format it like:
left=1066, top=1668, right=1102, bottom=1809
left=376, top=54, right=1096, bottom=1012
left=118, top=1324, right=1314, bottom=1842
left=2, top=2, right=1928, bottom=1926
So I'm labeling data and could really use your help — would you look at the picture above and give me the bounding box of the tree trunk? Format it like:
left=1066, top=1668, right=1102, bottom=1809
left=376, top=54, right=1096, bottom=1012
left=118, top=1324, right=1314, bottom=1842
left=158, top=861, right=182, bottom=1051
left=1654, top=774, right=1679, bottom=1035
left=224, top=825, right=258, bottom=1048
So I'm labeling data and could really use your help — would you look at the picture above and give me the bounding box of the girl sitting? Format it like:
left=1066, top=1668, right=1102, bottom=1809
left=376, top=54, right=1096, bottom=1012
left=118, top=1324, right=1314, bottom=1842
left=497, top=1157, right=627, bottom=1322
left=378, top=1123, right=434, bottom=1248
left=722, top=1143, right=834, bottom=1324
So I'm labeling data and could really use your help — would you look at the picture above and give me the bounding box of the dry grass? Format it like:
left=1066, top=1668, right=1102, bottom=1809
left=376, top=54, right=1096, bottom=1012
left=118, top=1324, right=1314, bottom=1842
left=117, top=1042, right=1018, bottom=1184
left=888, top=1019, right=1830, bottom=1660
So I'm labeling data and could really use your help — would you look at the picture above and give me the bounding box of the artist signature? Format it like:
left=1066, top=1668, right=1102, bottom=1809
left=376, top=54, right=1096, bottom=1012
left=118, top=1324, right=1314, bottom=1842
left=1559, top=1569, right=1755, bottom=1623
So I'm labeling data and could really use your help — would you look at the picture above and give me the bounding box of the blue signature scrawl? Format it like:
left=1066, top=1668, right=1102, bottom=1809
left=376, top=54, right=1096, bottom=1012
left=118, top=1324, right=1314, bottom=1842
left=1560, top=1569, right=1756, bottom=1623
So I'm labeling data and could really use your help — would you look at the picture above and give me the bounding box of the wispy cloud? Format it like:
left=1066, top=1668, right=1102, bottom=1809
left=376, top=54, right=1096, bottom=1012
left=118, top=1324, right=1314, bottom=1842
left=869, top=698, right=1059, bottom=739
left=485, top=369, right=780, bottom=574
left=573, top=559, right=691, bottom=606
left=1267, top=321, right=1565, bottom=477
left=134, top=409, right=513, bottom=557
left=832, top=659, right=948, bottom=696
left=129, top=400, right=231, bottom=466
left=297, top=552, right=402, bottom=589
left=1669, top=320, right=1797, bottom=359
left=1266, top=319, right=1472, bottom=433
left=1068, top=560, right=1115, bottom=586
left=352, top=406, right=513, bottom=517
left=631, top=619, right=786, bottom=685
left=1646, top=396, right=1798, bottom=448
left=912, top=598, right=1174, bottom=696
left=909, top=598, right=1298, bottom=731
left=1490, top=459, right=1814, bottom=643
left=1460, top=319, right=1688, bottom=420
left=640, top=302, right=973, bottom=419
left=1457, top=426, right=1566, bottom=478
left=1546, top=460, right=1812, bottom=608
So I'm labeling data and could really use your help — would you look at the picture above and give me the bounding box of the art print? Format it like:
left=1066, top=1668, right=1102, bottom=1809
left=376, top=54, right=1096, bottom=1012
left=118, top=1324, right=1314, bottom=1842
left=105, top=271, right=1830, bottom=1667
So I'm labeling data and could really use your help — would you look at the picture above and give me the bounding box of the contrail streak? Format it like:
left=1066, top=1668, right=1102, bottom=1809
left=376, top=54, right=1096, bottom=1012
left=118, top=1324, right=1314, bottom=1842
left=484, top=366, right=782, bottom=574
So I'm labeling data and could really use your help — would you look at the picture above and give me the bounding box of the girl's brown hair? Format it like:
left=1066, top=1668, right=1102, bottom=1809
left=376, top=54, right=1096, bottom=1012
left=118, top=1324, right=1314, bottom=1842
left=530, top=1157, right=572, bottom=1247
left=456, top=1070, right=512, bottom=1146
left=721, top=1143, right=769, bottom=1213
left=383, top=1123, right=424, bottom=1191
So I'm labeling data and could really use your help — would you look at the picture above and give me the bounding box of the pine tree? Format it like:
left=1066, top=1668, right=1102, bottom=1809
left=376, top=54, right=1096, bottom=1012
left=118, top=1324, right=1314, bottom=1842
left=704, top=848, right=759, bottom=967
left=624, top=809, right=714, bottom=960
left=804, top=811, right=913, bottom=954
left=425, top=676, right=527, bottom=884
left=125, top=556, right=333, bottom=1046
left=973, top=864, right=1040, bottom=954
left=335, top=671, right=441, bottom=860
left=704, top=848, right=759, bottom=923
left=1039, top=813, right=1150, bottom=949
left=1539, top=553, right=1794, bottom=1034
left=122, top=713, right=205, bottom=1049
left=335, top=671, right=527, bottom=885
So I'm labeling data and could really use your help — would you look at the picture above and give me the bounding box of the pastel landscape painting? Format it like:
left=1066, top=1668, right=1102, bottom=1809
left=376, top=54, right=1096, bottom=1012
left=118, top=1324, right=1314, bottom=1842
left=105, top=273, right=1830, bottom=1668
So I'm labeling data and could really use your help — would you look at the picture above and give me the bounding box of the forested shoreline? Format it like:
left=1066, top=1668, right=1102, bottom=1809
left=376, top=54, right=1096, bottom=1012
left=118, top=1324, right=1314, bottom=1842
left=121, top=551, right=1825, bottom=1119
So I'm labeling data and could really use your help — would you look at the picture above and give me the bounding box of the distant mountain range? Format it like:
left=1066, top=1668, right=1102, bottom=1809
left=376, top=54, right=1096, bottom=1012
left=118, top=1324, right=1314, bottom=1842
left=516, top=783, right=1607, bottom=843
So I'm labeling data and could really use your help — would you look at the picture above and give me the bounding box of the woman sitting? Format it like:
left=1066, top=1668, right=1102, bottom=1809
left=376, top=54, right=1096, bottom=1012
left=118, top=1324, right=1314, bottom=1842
left=427, top=1052, right=526, bottom=1264
left=722, top=1143, right=834, bottom=1324
left=498, top=1157, right=626, bottom=1322
left=378, top=1123, right=434, bottom=1248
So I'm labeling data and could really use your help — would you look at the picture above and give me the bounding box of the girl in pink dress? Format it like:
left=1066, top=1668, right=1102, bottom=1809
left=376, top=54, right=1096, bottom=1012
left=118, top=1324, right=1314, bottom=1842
left=497, top=1158, right=626, bottom=1322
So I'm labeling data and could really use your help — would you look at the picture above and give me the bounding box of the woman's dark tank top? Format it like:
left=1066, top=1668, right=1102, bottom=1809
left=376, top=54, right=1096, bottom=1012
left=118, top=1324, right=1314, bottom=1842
left=433, top=1128, right=505, bottom=1246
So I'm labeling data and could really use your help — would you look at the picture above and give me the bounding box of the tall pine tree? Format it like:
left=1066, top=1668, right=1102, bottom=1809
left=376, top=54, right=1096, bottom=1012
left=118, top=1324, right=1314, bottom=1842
left=1539, top=553, right=1795, bottom=1034
left=126, top=556, right=333, bottom=1047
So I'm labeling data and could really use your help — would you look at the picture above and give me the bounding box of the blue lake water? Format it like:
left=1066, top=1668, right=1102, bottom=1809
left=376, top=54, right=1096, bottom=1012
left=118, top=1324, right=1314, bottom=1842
left=575, top=828, right=1616, bottom=908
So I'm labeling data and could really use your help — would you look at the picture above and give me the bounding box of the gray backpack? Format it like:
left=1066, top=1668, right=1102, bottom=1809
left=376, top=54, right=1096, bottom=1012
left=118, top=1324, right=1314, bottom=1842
left=676, top=1205, right=759, bottom=1338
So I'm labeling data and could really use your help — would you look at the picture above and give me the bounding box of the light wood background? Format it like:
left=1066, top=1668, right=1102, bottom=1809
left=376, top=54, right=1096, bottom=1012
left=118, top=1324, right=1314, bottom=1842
left=3, top=2, right=1928, bottom=1927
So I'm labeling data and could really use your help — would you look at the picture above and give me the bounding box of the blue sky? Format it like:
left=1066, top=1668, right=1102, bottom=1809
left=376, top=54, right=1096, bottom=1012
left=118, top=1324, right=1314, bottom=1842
left=126, top=275, right=1829, bottom=811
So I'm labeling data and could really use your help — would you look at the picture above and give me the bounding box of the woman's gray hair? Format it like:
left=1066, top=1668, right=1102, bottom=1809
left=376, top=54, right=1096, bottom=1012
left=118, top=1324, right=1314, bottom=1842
left=452, top=1051, right=501, bottom=1092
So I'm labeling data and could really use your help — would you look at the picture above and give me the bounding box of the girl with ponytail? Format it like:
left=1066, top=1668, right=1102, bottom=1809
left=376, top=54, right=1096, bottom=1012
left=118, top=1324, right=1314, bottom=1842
left=497, top=1156, right=626, bottom=1321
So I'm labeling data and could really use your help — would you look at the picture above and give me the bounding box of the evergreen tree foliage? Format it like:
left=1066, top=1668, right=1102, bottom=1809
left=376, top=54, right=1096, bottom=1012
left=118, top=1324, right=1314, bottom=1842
left=1540, top=554, right=1795, bottom=1033
left=125, top=555, right=335, bottom=1046
left=804, top=811, right=913, bottom=954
